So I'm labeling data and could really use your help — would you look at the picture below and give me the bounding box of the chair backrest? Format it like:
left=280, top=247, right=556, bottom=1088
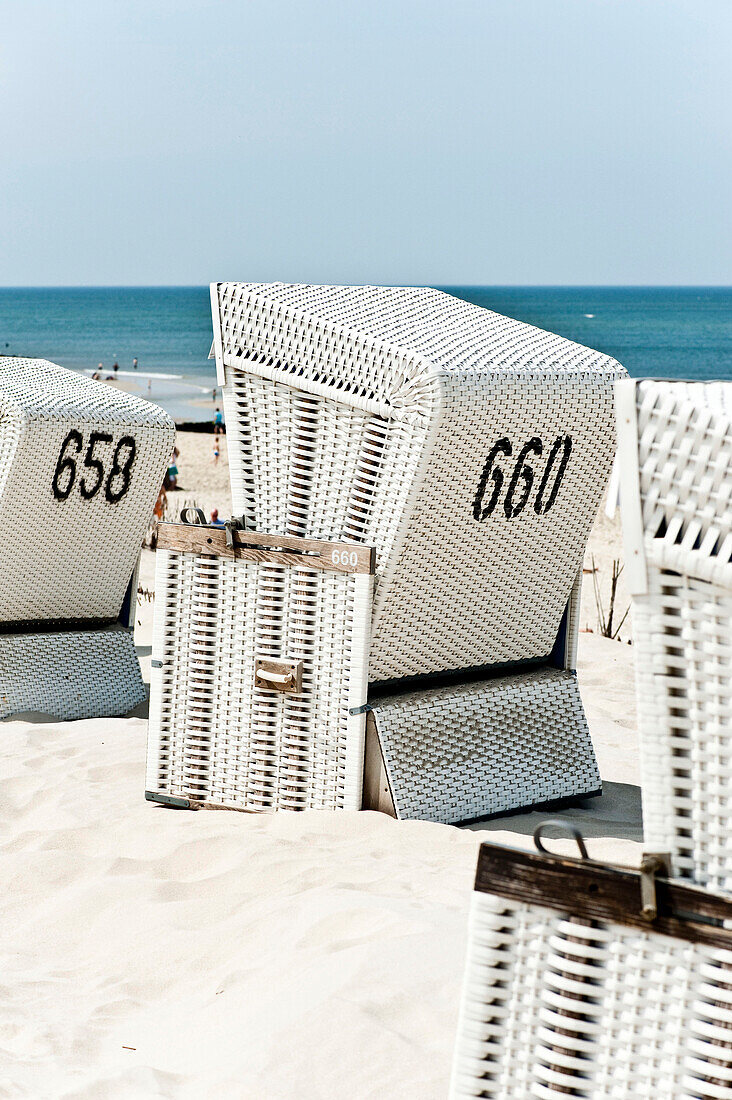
left=212, top=283, right=624, bottom=682
left=616, top=378, right=732, bottom=889
left=0, top=357, right=174, bottom=624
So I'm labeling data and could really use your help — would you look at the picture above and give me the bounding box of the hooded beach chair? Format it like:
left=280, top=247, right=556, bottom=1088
left=0, top=357, right=174, bottom=720
left=146, top=285, right=624, bottom=820
left=450, top=826, right=732, bottom=1099
left=616, top=378, right=732, bottom=891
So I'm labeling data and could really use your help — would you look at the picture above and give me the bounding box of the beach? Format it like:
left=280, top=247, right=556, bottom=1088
left=1, top=433, right=640, bottom=1098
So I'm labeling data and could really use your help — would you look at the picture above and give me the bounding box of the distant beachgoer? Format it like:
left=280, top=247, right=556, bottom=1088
left=153, top=485, right=167, bottom=521
left=133, top=357, right=138, bottom=370
left=91, top=370, right=101, bottom=381
left=213, top=407, right=224, bottom=435
left=213, top=442, right=220, bottom=465
left=168, top=446, right=179, bottom=490
left=210, top=508, right=225, bottom=527
left=113, top=361, right=119, bottom=374
left=147, top=378, right=152, bottom=393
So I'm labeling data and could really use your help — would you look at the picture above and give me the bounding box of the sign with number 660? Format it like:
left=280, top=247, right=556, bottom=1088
left=331, top=549, right=360, bottom=568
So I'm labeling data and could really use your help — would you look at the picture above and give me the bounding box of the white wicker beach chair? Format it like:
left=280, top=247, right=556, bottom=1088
left=203, top=284, right=625, bottom=819
left=450, top=830, right=732, bottom=1099
left=0, top=357, right=174, bottom=720
left=616, top=378, right=732, bottom=891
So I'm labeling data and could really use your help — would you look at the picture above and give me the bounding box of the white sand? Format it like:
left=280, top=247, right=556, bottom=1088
left=1, top=439, right=643, bottom=1098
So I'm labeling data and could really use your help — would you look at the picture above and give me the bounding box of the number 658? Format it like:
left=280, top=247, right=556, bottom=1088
left=51, top=430, right=137, bottom=504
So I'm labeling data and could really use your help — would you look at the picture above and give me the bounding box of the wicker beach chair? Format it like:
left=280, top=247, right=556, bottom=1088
left=0, top=357, right=174, bottom=720
left=616, top=378, right=732, bottom=891
left=450, top=829, right=732, bottom=1099
left=146, top=286, right=624, bottom=820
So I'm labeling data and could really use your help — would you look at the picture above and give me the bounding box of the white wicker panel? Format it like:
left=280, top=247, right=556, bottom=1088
left=368, top=372, right=614, bottom=678
left=0, top=627, right=145, bottom=720
left=634, top=571, right=732, bottom=892
left=223, top=371, right=429, bottom=608
left=215, top=284, right=623, bottom=681
left=147, top=549, right=373, bottom=811
left=0, top=357, right=174, bottom=622
left=370, top=668, right=599, bottom=824
left=451, top=892, right=732, bottom=1100
left=618, top=380, right=732, bottom=890
left=216, top=283, right=621, bottom=418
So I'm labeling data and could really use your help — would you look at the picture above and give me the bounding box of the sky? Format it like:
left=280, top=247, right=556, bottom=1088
left=2, top=0, right=731, bottom=286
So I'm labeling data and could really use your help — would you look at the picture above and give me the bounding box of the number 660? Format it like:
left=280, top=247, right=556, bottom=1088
left=331, top=549, right=360, bottom=568
left=473, top=434, right=572, bottom=521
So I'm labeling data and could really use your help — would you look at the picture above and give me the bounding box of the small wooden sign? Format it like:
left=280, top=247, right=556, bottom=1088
left=156, top=523, right=376, bottom=575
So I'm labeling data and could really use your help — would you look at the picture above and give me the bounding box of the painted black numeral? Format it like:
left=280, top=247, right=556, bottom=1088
left=504, top=437, right=542, bottom=519
left=80, top=432, right=113, bottom=499
left=534, top=435, right=572, bottom=514
left=52, top=430, right=83, bottom=500
left=473, top=438, right=512, bottom=520
left=104, top=436, right=136, bottom=503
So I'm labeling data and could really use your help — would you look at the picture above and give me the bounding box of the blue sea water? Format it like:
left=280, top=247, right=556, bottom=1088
left=0, top=286, right=729, bottom=421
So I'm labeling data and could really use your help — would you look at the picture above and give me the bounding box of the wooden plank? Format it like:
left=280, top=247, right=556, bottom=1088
left=475, top=843, right=732, bottom=950
left=362, top=713, right=396, bottom=817
left=156, top=523, right=376, bottom=575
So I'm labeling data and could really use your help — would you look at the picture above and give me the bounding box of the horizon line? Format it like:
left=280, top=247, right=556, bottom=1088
left=0, top=283, right=731, bottom=291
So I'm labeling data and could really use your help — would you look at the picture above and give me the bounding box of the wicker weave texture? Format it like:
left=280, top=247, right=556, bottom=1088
left=370, top=668, right=599, bottom=824
left=215, top=284, right=623, bottom=682
left=618, top=380, right=732, bottom=890
left=147, top=547, right=372, bottom=811
left=0, top=358, right=174, bottom=622
left=0, top=627, right=145, bottom=720
left=451, top=891, right=732, bottom=1100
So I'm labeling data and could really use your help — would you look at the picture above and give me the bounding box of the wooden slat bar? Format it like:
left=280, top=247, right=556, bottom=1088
left=475, top=843, right=732, bottom=951
left=156, top=523, right=376, bottom=575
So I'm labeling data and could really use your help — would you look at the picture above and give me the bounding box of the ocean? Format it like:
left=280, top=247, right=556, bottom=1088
left=0, top=286, right=729, bottom=422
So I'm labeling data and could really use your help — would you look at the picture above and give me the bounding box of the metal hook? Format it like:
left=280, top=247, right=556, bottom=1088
left=223, top=515, right=249, bottom=548
left=180, top=507, right=207, bottom=526
left=533, top=819, right=590, bottom=861
left=639, top=853, right=670, bottom=922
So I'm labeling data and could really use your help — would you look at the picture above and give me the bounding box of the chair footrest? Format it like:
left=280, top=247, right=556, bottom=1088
left=0, top=626, right=145, bottom=721
left=365, top=667, right=600, bottom=825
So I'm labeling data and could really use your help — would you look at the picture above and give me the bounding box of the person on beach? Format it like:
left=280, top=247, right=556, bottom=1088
left=153, top=485, right=167, bottom=521
left=213, top=407, right=224, bottom=435
left=213, top=441, right=220, bottom=465
left=113, top=360, right=119, bottom=374
left=150, top=484, right=168, bottom=549
left=210, top=508, right=224, bottom=527
left=133, top=357, right=138, bottom=370
left=167, top=446, right=179, bottom=490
